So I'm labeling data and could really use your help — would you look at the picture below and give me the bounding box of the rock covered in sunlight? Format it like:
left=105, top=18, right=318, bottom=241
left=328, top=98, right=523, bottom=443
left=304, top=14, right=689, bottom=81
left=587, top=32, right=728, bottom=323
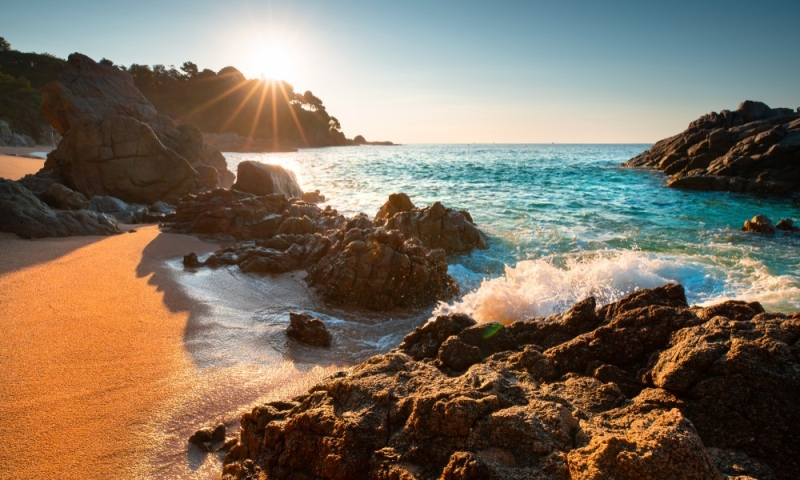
left=221, top=284, right=800, bottom=480
left=375, top=192, right=489, bottom=253
left=232, top=161, right=304, bottom=199
left=35, top=53, right=234, bottom=204
left=286, top=312, right=332, bottom=347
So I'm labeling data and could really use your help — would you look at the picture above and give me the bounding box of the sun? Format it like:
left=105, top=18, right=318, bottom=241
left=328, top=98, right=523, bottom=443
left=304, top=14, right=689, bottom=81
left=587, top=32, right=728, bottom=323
left=246, top=44, right=296, bottom=82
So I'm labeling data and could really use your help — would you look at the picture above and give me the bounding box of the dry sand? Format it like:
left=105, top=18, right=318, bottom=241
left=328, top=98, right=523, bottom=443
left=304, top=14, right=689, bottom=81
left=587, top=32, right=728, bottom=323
left=0, top=146, right=50, bottom=180
left=0, top=225, right=341, bottom=478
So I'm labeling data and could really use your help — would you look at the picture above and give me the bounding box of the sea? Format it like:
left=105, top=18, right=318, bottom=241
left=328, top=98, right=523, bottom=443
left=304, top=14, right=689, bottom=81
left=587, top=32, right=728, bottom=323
left=157, top=144, right=800, bottom=476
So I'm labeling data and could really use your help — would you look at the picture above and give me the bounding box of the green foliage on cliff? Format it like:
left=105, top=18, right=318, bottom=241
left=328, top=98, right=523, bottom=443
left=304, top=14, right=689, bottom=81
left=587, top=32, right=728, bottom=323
left=0, top=39, right=62, bottom=139
left=114, top=61, right=348, bottom=148
left=0, top=36, right=348, bottom=148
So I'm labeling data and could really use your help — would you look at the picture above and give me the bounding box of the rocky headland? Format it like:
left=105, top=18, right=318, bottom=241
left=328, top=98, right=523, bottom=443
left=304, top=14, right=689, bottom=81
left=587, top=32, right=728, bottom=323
left=1, top=53, right=236, bottom=238
left=221, top=284, right=800, bottom=479
left=625, top=101, right=800, bottom=194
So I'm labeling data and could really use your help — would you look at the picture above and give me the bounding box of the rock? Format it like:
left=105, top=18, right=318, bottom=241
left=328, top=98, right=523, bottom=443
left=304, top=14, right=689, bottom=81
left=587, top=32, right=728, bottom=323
left=376, top=194, right=489, bottom=254
left=301, top=189, right=325, bottom=204
left=0, top=178, right=119, bottom=238
left=232, top=161, right=303, bottom=199
left=189, top=424, right=227, bottom=452
left=0, top=120, right=11, bottom=144
left=40, top=183, right=90, bottom=210
left=286, top=312, right=332, bottom=347
left=90, top=195, right=148, bottom=224
left=183, top=252, right=202, bottom=268
left=306, top=227, right=458, bottom=310
left=221, top=285, right=800, bottom=479
left=37, top=53, right=233, bottom=204
left=742, top=214, right=777, bottom=234
left=625, top=101, right=800, bottom=194
left=374, top=192, right=416, bottom=221
left=775, top=218, right=799, bottom=232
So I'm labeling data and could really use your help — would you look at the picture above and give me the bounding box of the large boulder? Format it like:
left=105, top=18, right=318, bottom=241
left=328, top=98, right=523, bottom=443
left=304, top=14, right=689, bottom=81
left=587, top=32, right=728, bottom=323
left=625, top=101, right=800, bottom=194
left=222, top=285, right=799, bottom=479
left=375, top=193, right=489, bottom=254
left=0, top=178, right=119, bottom=238
left=37, top=53, right=233, bottom=204
left=232, top=161, right=303, bottom=199
left=306, top=227, right=459, bottom=310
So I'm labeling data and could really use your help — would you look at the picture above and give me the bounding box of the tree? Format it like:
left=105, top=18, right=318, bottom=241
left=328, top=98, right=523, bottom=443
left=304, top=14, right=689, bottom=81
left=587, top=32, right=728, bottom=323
left=99, top=58, right=114, bottom=67
left=0, top=37, right=10, bottom=52
left=180, top=61, right=198, bottom=78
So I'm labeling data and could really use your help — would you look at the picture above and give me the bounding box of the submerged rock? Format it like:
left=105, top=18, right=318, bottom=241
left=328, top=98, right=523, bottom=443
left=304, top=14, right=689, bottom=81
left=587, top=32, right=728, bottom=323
left=221, top=284, right=799, bottom=479
left=286, top=312, right=332, bottom=347
left=625, top=100, right=800, bottom=194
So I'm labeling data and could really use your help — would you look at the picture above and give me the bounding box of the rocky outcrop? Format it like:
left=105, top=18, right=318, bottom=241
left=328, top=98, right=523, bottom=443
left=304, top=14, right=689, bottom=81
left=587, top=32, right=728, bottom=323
left=0, top=178, right=119, bottom=238
left=231, top=161, right=303, bottom=199
left=741, top=214, right=799, bottom=235
left=170, top=192, right=486, bottom=310
left=286, top=312, right=332, bottom=347
left=0, top=120, right=36, bottom=147
left=625, top=101, right=800, bottom=194
left=375, top=193, right=489, bottom=254
left=222, top=284, right=799, bottom=479
left=34, top=53, right=233, bottom=204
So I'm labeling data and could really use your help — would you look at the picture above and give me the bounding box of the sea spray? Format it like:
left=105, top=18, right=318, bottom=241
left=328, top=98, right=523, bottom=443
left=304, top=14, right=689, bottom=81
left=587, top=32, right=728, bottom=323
left=436, top=250, right=689, bottom=323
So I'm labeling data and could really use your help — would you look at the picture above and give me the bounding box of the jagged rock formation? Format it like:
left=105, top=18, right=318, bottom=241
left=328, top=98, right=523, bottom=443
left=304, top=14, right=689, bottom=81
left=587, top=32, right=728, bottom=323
left=374, top=193, right=489, bottom=254
left=170, top=192, right=481, bottom=310
left=741, top=214, right=799, bottom=235
left=625, top=101, right=800, bottom=194
left=32, top=53, right=234, bottom=204
left=0, top=178, right=119, bottom=238
left=232, top=161, right=303, bottom=199
left=221, top=284, right=800, bottom=479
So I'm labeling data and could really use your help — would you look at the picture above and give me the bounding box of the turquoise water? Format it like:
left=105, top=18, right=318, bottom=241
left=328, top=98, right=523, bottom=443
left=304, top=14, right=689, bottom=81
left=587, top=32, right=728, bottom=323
left=225, top=144, right=800, bottom=319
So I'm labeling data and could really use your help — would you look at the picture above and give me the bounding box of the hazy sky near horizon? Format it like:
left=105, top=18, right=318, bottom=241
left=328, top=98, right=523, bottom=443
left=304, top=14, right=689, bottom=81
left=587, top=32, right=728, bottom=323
left=2, top=0, right=799, bottom=143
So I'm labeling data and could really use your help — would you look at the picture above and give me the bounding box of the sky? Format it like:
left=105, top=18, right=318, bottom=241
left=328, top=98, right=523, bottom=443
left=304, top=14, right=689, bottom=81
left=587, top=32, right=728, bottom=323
left=2, top=0, right=799, bottom=144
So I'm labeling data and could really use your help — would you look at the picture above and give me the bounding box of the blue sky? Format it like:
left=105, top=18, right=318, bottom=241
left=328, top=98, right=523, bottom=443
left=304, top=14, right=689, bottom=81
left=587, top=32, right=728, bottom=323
left=2, top=0, right=799, bottom=143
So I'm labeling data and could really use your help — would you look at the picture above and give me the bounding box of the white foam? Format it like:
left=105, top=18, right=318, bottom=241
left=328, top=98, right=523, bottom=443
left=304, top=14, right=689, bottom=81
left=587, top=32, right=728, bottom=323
left=434, top=250, right=676, bottom=323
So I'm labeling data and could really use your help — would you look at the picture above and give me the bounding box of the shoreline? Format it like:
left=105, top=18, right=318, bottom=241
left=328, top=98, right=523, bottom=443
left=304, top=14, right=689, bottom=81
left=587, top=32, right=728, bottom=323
left=0, top=224, right=346, bottom=478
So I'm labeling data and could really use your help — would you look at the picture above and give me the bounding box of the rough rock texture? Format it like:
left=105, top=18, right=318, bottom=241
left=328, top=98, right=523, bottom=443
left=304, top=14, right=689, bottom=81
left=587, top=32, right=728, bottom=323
left=35, top=53, right=233, bottom=204
left=232, top=161, right=303, bottom=199
left=40, top=183, right=90, bottom=210
left=375, top=193, right=489, bottom=254
left=0, top=178, right=119, bottom=238
left=742, top=214, right=777, bottom=234
left=286, top=312, right=332, bottom=347
left=625, top=101, right=800, bottom=194
left=222, top=284, right=799, bottom=479
left=170, top=192, right=486, bottom=310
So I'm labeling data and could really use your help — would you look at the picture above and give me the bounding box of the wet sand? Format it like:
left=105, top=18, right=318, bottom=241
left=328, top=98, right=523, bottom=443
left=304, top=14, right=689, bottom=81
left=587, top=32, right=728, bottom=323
left=0, top=225, right=343, bottom=478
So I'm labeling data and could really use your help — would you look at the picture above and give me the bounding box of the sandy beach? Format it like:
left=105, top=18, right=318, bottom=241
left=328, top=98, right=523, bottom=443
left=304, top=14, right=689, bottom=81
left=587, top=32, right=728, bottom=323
left=0, top=223, right=343, bottom=478
left=0, top=146, right=49, bottom=180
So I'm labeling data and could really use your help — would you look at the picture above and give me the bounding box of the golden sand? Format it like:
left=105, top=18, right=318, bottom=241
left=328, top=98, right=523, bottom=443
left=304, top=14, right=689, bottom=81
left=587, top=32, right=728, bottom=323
left=0, top=225, right=341, bottom=478
left=0, top=154, right=45, bottom=180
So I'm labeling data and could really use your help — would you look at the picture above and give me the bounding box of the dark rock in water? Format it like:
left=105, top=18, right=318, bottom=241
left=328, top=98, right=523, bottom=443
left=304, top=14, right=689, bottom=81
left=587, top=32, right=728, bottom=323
left=189, top=424, right=227, bottom=453
left=775, top=218, right=800, bottom=232
left=624, top=100, right=800, bottom=194
left=375, top=193, right=489, bottom=254
left=301, top=189, right=325, bottom=204
left=286, top=312, right=332, bottom=347
left=40, top=183, right=90, bottom=210
left=741, top=214, right=777, bottom=234
left=221, top=284, right=799, bottom=480
left=232, top=161, right=303, bottom=199
left=183, top=252, right=202, bottom=268
left=36, top=53, right=233, bottom=204
left=0, top=178, right=119, bottom=238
